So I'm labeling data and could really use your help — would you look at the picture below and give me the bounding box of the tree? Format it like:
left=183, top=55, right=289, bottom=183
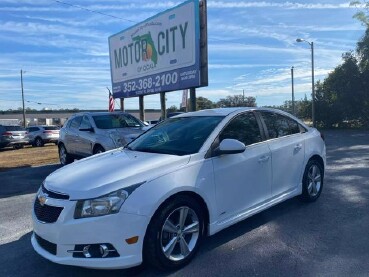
left=350, top=1, right=369, bottom=26
left=166, top=105, right=178, bottom=114
left=196, top=96, right=214, bottom=110
left=216, top=95, right=256, bottom=107
left=186, top=96, right=215, bottom=111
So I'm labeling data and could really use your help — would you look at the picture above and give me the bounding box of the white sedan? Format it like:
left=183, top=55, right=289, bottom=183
left=31, top=108, right=326, bottom=270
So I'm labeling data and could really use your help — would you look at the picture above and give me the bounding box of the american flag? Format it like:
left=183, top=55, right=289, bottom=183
left=108, top=92, right=115, bottom=112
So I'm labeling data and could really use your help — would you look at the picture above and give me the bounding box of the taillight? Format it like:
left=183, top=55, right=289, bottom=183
left=320, top=133, right=325, bottom=141
left=43, top=130, right=53, bottom=133
left=3, top=132, right=12, bottom=136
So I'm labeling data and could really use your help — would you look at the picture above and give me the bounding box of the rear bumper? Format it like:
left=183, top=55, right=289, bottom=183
left=0, top=139, right=28, bottom=147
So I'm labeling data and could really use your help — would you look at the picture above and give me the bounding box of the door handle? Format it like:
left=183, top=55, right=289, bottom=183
left=258, top=156, right=270, bottom=163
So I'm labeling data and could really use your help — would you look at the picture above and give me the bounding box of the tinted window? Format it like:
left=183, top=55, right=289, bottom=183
left=261, top=112, right=301, bottom=138
left=4, top=126, right=26, bottom=131
left=44, top=126, right=59, bottom=130
left=70, top=117, right=82, bottom=130
left=219, top=112, right=262, bottom=146
left=128, top=116, right=224, bottom=156
left=79, top=116, right=92, bottom=129
left=93, top=114, right=142, bottom=129
left=27, top=127, right=39, bottom=132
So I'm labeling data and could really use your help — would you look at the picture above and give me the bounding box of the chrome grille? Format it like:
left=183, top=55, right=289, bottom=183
left=34, top=199, right=63, bottom=223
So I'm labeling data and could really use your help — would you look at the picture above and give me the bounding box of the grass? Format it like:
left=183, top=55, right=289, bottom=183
left=0, top=144, right=59, bottom=171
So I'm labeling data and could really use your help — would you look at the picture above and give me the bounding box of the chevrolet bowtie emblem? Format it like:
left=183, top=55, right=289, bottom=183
left=38, top=192, right=47, bottom=206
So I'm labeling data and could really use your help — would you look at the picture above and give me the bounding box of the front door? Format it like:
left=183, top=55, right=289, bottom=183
left=211, top=112, right=272, bottom=222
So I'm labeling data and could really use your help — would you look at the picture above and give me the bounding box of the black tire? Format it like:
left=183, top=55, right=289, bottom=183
left=93, top=145, right=105, bottom=155
left=59, top=144, right=73, bottom=165
left=144, top=195, right=205, bottom=271
left=34, top=137, right=44, bottom=147
left=13, top=144, right=24, bottom=150
left=300, top=159, right=324, bottom=202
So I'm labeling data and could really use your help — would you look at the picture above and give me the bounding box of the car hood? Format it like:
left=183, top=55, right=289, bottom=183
left=45, top=149, right=190, bottom=200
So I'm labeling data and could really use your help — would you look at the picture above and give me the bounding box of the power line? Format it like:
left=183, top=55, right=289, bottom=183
left=53, top=0, right=137, bottom=23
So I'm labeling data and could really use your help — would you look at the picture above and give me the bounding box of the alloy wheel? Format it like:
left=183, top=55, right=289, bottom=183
left=307, top=164, right=322, bottom=197
left=59, top=146, right=67, bottom=165
left=160, top=206, right=200, bottom=262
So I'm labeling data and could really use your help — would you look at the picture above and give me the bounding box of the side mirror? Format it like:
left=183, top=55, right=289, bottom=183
left=213, top=139, right=246, bottom=156
left=79, top=127, right=94, bottom=132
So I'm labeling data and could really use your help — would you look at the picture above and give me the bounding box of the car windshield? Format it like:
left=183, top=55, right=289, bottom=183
left=93, top=114, right=143, bottom=129
left=127, top=116, right=224, bottom=156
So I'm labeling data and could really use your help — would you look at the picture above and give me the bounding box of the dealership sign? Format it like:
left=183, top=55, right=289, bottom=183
left=108, top=0, right=200, bottom=98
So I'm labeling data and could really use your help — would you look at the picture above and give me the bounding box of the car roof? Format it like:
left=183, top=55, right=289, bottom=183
left=174, top=107, right=308, bottom=127
left=71, top=111, right=130, bottom=117
left=174, top=107, right=286, bottom=117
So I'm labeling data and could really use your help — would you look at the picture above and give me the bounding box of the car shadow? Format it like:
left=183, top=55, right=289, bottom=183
left=0, top=164, right=61, bottom=198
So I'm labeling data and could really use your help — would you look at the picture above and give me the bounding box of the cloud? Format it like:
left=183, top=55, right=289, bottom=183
left=207, top=2, right=352, bottom=10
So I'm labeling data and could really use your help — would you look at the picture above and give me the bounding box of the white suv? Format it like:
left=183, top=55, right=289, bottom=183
left=27, top=125, right=60, bottom=147
left=32, top=108, right=326, bottom=270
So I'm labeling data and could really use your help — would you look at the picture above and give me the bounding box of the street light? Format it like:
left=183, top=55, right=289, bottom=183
left=296, top=38, right=315, bottom=127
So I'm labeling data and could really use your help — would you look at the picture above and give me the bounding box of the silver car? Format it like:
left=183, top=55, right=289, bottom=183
left=27, top=125, right=60, bottom=147
left=0, top=125, right=29, bottom=149
left=58, top=112, right=147, bottom=165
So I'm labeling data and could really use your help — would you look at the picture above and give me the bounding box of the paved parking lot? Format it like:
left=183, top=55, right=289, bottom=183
left=0, top=130, right=368, bottom=277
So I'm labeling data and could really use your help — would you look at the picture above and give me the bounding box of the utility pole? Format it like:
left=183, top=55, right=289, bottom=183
left=291, top=66, right=295, bottom=115
left=311, top=42, right=315, bottom=127
left=20, top=69, right=26, bottom=127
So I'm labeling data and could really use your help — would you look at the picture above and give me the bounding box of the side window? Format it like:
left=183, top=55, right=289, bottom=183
left=287, top=118, right=300, bottom=135
left=70, top=116, right=82, bottom=130
left=79, top=116, right=92, bottom=129
left=261, top=112, right=301, bottom=138
left=219, top=113, right=262, bottom=146
left=30, top=127, right=39, bottom=132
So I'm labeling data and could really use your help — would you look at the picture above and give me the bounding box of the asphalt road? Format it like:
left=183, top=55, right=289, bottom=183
left=0, top=130, right=368, bottom=277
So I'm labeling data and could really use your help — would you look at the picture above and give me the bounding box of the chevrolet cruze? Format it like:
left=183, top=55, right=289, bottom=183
left=31, top=108, right=326, bottom=270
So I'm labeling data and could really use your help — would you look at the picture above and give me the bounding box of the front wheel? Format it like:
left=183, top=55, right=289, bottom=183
left=300, top=159, right=324, bottom=202
left=93, top=145, right=105, bottom=155
left=59, top=144, right=73, bottom=165
left=144, top=195, right=205, bottom=271
left=34, top=137, right=44, bottom=147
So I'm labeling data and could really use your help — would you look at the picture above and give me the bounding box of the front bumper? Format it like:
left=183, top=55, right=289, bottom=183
left=31, top=197, right=149, bottom=269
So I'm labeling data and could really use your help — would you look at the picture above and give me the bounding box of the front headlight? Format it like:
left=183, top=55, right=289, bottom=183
left=74, top=182, right=145, bottom=219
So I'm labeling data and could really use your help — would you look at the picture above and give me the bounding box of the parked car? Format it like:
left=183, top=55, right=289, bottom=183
left=27, top=125, right=60, bottom=147
left=0, top=125, right=28, bottom=149
left=58, top=111, right=148, bottom=165
left=32, top=108, right=326, bottom=270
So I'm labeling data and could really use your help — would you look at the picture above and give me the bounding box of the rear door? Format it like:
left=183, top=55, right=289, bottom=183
left=64, top=116, right=82, bottom=154
left=258, top=111, right=306, bottom=197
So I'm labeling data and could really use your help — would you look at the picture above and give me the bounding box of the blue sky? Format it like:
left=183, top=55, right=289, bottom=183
left=0, top=0, right=366, bottom=111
